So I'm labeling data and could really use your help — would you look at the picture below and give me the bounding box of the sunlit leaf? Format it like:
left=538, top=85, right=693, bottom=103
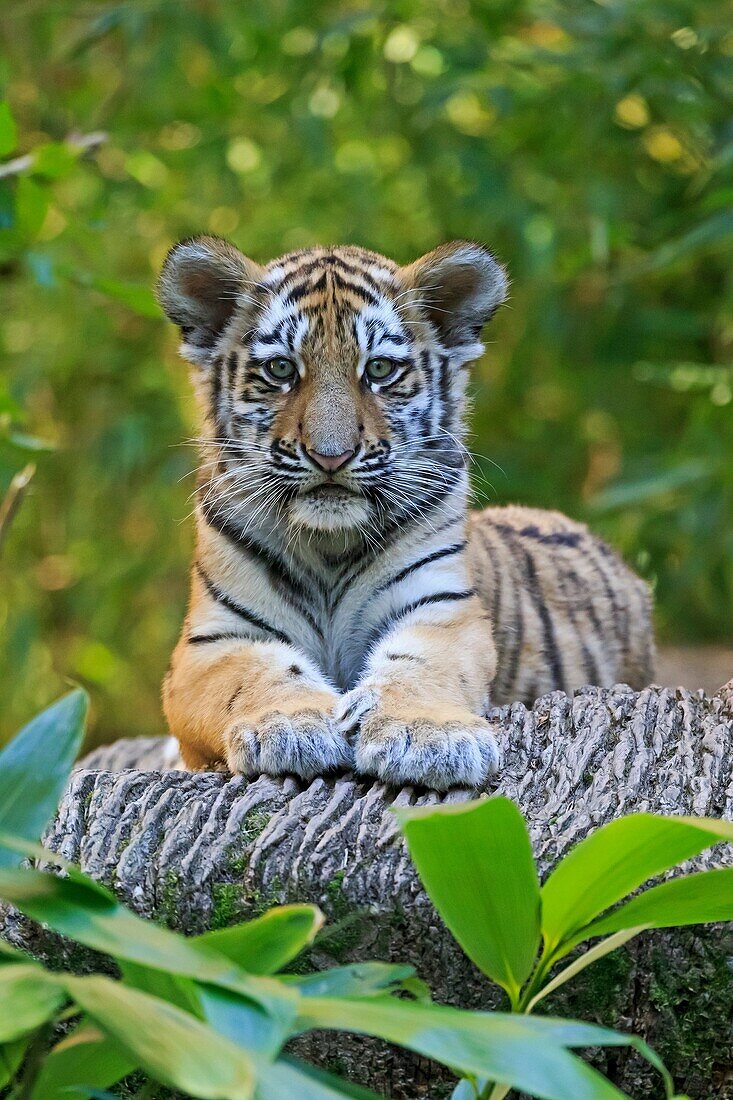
left=396, top=797, right=540, bottom=999
left=542, top=813, right=733, bottom=950
left=64, top=975, right=257, bottom=1100
left=196, top=904, right=324, bottom=974
left=581, top=868, right=733, bottom=942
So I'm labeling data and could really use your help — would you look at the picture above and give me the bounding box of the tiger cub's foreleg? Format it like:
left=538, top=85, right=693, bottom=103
left=164, top=636, right=351, bottom=778
left=337, top=597, right=499, bottom=791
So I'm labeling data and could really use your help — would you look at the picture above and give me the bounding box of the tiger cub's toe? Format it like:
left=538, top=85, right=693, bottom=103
left=226, top=708, right=354, bottom=781
left=355, top=711, right=500, bottom=791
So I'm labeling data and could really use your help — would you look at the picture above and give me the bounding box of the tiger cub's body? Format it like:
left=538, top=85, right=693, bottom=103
left=159, top=237, right=654, bottom=790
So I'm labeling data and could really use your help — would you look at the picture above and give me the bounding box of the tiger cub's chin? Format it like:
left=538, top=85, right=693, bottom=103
left=288, top=490, right=372, bottom=532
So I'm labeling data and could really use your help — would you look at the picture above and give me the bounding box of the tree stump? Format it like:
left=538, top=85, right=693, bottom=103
left=3, top=682, right=733, bottom=1098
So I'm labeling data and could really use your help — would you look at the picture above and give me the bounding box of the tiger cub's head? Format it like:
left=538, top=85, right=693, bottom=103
left=158, top=238, right=507, bottom=535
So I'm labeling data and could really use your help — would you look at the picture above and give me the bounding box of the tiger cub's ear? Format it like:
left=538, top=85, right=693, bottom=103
left=157, top=236, right=265, bottom=365
left=400, top=241, right=508, bottom=360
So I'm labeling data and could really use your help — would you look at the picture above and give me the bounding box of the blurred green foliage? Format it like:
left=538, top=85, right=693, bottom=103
left=0, top=0, right=731, bottom=749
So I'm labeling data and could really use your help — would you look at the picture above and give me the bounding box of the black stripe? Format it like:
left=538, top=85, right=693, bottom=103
left=367, top=590, right=475, bottom=651
left=210, top=354, right=226, bottom=434
left=189, top=632, right=253, bottom=646
left=376, top=542, right=466, bottom=594
left=196, top=563, right=293, bottom=646
left=514, top=544, right=565, bottom=691
left=201, top=498, right=326, bottom=635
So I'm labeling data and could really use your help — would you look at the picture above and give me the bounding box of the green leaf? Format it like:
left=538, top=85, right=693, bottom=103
left=525, top=927, right=648, bottom=1012
left=0, top=963, right=66, bottom=1041
left=195, top=983, right=283, bottom=1058
left=0, top=690, right=88, bottom=870
left=0, top=866, right=297, bottom=1030
left=283, top=962, right=416, bottom=998
left=451, top=1079, right=484, bottom=1100
left=256, top=1057, right=383, bottom=1099
left=297, top=998, right=636, bottom=1099
left=15, top=176, right=49, bottom=240
left=32, top=142, right=78, bottom=180
left=0, top=1036, right=30, bottom=1089
left=30, top=1022, right=137, bottom=1100
left=0, top=103, right=17, bottom=158
left=396, top=796, right=540, bottom=999
left=64, top=975, right=257, bottom=1100
left=541, top=813, right=733, bottom=950
left=195, top=905, right=324, bottom=974
left=119, top=960, right=203, bottom=1016
left=582, top=868, right=733, bottom=942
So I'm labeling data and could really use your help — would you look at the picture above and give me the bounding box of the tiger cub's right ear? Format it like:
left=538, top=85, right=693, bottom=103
left=157, top=236, right=265, bottom=365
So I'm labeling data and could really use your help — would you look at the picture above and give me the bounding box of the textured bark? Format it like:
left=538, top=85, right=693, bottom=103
left=3, top=682, right=733, bottom=1098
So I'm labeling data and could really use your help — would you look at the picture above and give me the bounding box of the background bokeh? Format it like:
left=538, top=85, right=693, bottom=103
left=1, top=0, right=731, bottom=749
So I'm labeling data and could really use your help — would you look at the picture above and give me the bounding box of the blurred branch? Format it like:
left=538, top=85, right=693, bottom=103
left=0, top=464, right=35, bottom=553
left=0, top=132, right=107, bottom=180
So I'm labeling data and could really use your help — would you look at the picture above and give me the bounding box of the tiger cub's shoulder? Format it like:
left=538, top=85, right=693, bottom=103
left=468, top=502, right=650, bottom=602
left=466, top=504, right=655, bottom=700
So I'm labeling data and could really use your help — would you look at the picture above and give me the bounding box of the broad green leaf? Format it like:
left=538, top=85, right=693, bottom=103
left=581, top=868, right=733, bottom=942
left=30, top=1022, right=136, bottom=1100
left=396, top=797, right=540, bottom=998
left=297, top=997, right=636, bottom=1099
left=257, top=1057, right=383, bottom=1099
left=196, top=983, right=284, bottom=1058
left=283, top=962, right=416, bottom=998
left=119, top=959, right=203, bottom=1016
left=0, top=103, right=17, bottom=157
left=0, top=866, right=296, bottom=1030
left=0, top=963, right=66, bottom=1041
left=526, top=928, right=648, bottom=1012
left=0, top=690, right=88, bottom=869
left=541, top=814, right=733, bottom=949
left=196, top=905, right=324, bottom=974
left=64, top=975, right=256, bottom=1100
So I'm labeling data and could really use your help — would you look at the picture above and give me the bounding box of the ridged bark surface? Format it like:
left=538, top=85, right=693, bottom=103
left=3, top=682, right=733, bottom=1098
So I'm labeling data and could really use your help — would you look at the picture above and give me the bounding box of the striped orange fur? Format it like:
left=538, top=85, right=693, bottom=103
left=158, top=238, right=654, bottom=789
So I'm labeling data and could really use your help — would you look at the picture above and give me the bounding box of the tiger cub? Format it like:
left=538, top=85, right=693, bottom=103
left=158, top=237, right=654, bottom=790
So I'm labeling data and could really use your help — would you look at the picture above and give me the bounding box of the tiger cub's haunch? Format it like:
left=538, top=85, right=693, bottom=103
left=159, top=237, right=654, bottom=790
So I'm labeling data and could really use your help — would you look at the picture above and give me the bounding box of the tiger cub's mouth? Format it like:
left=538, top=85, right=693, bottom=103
left=302, top=483, right=360, bottom=499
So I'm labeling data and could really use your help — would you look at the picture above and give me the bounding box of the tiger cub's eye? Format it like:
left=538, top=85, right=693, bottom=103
left=365, top=358, right=399, bottom=384
left=263, top=357, right=298, bottom=384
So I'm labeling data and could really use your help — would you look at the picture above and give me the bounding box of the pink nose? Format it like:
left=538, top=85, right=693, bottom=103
left=305, top=448, right=355, bottom=473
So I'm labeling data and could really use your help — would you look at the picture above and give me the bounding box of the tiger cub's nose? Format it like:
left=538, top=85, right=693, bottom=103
left=305, top=448, right=356, bottom=473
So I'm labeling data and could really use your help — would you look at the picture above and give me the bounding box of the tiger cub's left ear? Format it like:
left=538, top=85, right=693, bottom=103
left=157, top=235, right=265, bottom=365
left=400, top=241, right=508, bottom=360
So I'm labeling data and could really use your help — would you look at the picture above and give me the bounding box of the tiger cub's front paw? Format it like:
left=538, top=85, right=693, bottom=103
left=338, top=689, right=500, bottom=790
left=226, top=706, right=353, bottom=781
